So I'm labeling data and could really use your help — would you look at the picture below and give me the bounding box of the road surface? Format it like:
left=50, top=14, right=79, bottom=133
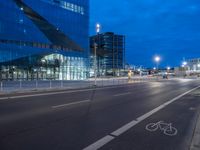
left=0, top=78, right=200, bottom=150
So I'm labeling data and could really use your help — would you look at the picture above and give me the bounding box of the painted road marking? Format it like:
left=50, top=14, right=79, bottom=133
left=52, top=100, right=90, bottom=109
left=145, top=121, right=178, bottom=136
left=113, top=92, right=131, bottom=97
left=82, top=135, right=114, bottom=150
left=83, top=85, right=200, bottom=150
left=111, top=120, right=138, bottom=136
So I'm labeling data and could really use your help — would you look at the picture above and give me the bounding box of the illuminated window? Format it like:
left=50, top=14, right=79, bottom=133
left=41, top=0, right=85, bottom=15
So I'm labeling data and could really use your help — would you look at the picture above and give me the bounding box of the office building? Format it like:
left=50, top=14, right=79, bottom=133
left=0, top=0, right=89, bottom=80
left=90, top=32, right=125, bottom=76
left=186, top=58, right=200, bottom=74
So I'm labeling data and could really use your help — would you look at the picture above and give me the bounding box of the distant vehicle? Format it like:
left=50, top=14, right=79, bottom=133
left=140, top=71, right=149, bottom=76
left=163, top=74, right=168, bottom=79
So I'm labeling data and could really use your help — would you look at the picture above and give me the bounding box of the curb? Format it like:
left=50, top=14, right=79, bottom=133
left=190, top=111, right=200, bottom=150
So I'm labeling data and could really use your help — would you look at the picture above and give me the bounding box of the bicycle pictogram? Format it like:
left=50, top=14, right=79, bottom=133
left=145, top=121, right=178, bottom=136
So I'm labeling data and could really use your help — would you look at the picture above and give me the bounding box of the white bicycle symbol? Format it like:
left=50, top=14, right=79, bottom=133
left=145, top=121, right=178, bottom=136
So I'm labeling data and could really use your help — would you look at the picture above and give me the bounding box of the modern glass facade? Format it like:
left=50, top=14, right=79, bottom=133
left=0, top=0, right=89, bottom=80
left=90, top=32, right=125, bottom=76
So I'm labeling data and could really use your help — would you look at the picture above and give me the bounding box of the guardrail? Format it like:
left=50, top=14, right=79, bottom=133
left=0, top=77, right=158, bottom=93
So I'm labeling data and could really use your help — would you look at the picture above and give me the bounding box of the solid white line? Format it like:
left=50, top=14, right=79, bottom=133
left=83, top=85, right=200, bottom=150
left=111, top=120, right=138, bottom=136
left=83, top=135, right=114, bottom=150
left=52, top=100, right=90, bottom=109
left=113, top=92, right=131, bottom=97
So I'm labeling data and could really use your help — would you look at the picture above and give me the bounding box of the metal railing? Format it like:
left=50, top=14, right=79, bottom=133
left=0, top=77, right=158, bottom=93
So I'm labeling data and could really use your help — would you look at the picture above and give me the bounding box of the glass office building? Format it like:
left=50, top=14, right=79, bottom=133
left=0, top=0, right=89, bottom=80
left=90, top=32, right=125, bottom=76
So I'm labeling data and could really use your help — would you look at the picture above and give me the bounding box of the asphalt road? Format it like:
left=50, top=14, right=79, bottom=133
left=0, top=78, right=200, bottom=150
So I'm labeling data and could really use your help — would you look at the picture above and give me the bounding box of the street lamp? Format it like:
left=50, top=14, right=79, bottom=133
left=155, top=56, right=160, bottom=63
left=154, top=56, right=161, bottom=71
left=167, top=67, right=170, bottom=75
left=181, top=61, right=188, bottom=78
left=94, top=23, right=101, bottom=85
left=182, top=61, right=187, bottom=66
left=96, top=23, right=100, bottom=34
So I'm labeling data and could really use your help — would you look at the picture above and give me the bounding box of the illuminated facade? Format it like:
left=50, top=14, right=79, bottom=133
left=186, top=58, right=200, bottom=74
left=0, top=0, right=89, bottom=80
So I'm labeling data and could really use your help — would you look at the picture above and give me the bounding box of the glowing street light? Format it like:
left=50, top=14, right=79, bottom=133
left=167, top=66, right=170, bottom=70
left=154, top=56, right=161, bottom=71
left=96, top=23, right=101, bottom=34
left=94, top=23, right=101, bottom=85
left=182, top=61, right=187, bottom=66
left=155, top=56, right=160, bottom=63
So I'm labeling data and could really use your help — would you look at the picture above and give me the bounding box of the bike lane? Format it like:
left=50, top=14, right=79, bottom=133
left=100, top=89, right=200, bottom=150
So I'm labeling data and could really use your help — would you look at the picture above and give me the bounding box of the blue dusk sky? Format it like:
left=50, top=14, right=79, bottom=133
left=90, top=0, right=200, bottom=68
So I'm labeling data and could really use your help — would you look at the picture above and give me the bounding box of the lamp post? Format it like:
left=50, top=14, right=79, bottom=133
left=182, top=61, right=187, bottom=77
left=154, top=56, right=160, bottom=73
left=182, top=61, right=187, bottom=70
left=167, top=66, right=170, bottom=73
left=94, top=43, right=97, bottom=85
left=94, top=23, right=101, bottom=86
left=167, top=66, right=170, bottom=78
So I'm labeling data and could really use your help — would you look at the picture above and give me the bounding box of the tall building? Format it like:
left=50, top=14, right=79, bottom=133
left=90, top=32, right=125, bottom=76
left=0, top=0, right=89, bottom=80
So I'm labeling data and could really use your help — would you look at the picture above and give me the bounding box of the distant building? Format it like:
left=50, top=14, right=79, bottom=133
left=174, top=58, right=200, bottom=76
left=90, top=32, right=125, bottom=76
left=186, top=58, right=200, bottom=75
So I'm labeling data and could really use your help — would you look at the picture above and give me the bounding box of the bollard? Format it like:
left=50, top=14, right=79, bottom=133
left=50, top=80, right=52, bottom=88
left=61, top=80, right=63, bottom=88
left=19, top=80, right=22, bottom=89
left=0, top=81, right=2, bottom=91
left=36, top=80, right=38, bottom=89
